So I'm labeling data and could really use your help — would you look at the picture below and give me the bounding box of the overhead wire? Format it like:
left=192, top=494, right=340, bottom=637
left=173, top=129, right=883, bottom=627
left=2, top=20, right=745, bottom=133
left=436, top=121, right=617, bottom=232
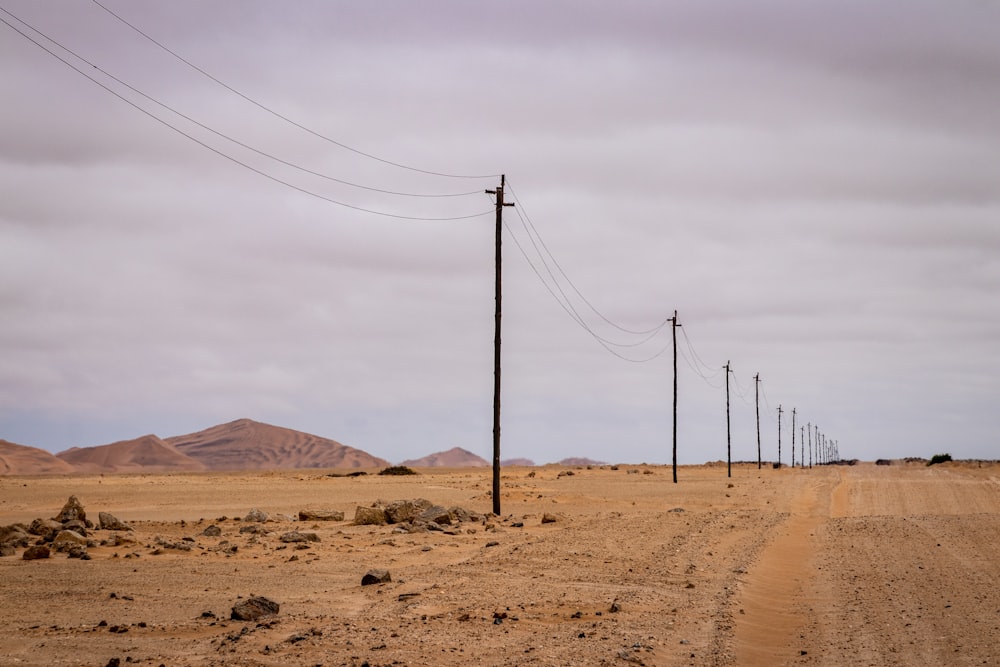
left=89, top=0, right=498, bottom=181
left=0, top=8, right=492, bottom=222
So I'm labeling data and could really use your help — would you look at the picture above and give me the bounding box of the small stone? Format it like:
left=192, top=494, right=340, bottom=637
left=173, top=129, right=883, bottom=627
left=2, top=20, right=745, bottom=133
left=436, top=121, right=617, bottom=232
left=361, top=569, right=391, bottom=586
left=353, top=506, right=387, bottom=526
left=297, top=509, right=345, bottom=522
left=541, top=513, right=558, bottom=524
left=609, top=599, right=622, bottom=613
left=200, top=525, right=222, bottom=537
left=231, top=596, right=279, bottom=621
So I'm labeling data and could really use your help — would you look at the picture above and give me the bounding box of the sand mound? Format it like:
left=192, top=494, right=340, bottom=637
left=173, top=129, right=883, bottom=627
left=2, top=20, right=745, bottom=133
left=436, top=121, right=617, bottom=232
left=401, top=446, right=489, bottom=467
left=165, top=418, right=388, bottom=471
left=56, top=434, right=205, bottom=473
left=0, top=440, right=76, bottom=475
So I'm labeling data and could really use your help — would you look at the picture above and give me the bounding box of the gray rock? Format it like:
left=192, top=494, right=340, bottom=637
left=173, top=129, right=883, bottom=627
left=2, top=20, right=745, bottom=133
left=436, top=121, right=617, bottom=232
left=297, top=509, right=344, bottom=522
left=63, top=519, right=88, bottom=535
left=243, top=508, right=269, bottom=523
left=22, top=544, right=50, bottom=560
left=418, top=505, right=452, bottom=525
left=52, top=530, right=89, bottom=551
left=201, top=525, right=222, bottom=537
left=54, top=496, right=87, bottom=524
left=383, top=499, right=432, bottom=524
left=353, top=506, right=387, bottom=526
left=99, top=512, right=132, bottom=531
left=279, top=531, right=320, bottom=543
left=28, top=518, right=63, bottom=537
left=361, top=569, right=391, bottom=586
left=230, top=596, right=279, bottom=621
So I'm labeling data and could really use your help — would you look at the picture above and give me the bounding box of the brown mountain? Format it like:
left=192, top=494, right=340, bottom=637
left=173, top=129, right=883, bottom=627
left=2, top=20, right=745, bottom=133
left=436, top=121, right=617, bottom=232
left=556, top=457, right=607, bottom=466
left=0, top=439, right=76, bottom=475
left=501, top=458, right=536, bottom=467
left=401, top=447, right=489, bottom=468
left=56, top=434, right=206, bottom=473
left=165, top=418, right=389, bottom=471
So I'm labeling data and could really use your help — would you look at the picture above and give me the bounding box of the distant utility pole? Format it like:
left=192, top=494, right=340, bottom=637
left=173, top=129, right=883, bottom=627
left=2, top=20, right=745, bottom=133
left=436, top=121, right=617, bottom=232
left=777, top=404, right=783, bottom=468
left=807, top=422, right=812, bottom=469
left=671, top=311, right=681, bottom=484
left=800, top=425, right=805, bottom=468
left=791, top=408, right=797, bottom=467
left=486, top=174, right=514, bottom=516
left=725, top=361, right=733, bottom=478
left=754, top=373, right=761, bottom=470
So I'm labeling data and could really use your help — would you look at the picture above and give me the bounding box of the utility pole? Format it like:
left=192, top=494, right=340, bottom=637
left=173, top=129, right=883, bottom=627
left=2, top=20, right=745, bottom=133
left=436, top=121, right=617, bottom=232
left=486, top=174, right=513, bottom=516
left=807, top=422, right=812, bottom=469
left=800, top=425, right=804, bottom=468
left=754, top=373, right=761, bottom=470
left=777, top=404, right=783, bottom=468
left=671, top=311, right=680, bottom=484
left=725, top=361, right=733, bottom=478
left=791, top=408, right=796, bottom=467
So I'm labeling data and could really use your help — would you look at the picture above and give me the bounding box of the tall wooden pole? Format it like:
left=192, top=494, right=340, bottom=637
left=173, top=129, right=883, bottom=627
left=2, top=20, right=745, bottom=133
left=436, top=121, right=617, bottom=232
left=671, top=311, right=680, bottom=483
left=754, top=373, right=761, bottom=470
left=791, top=408, right=796, bottom=467
left=725, top=361, right=732, bottom=478
left=487, top=174, right=512, bottom=516
left=777, top=404, right=783, bottom=468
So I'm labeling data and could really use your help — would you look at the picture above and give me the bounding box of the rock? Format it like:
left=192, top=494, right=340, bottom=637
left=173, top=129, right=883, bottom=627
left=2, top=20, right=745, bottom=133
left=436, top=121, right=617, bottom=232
left=297, top=509, right=344, bottom=522
left=353, top=506, right=387, bottom=526
left=99, top=512, right=132, bottom=531
left=541, top=513, right=558, bottom=524
left=361, top=569, right=391, bottom=586
left=28, top=518, right=63, bottom=537
left=1, top=524, right=30, bottom=550
left=54, top=496, right=87, bottom=524
left=63, top=519, right=88, bottom=535
left=66, top=544, right=88, bottom=559
left=610, top=599, right=622, bottom=613
left=239, top=524, right=266, bottom=535
left=243, top=508, right=269, bottom=523
left=230, top=596, right=279, bottom=621
left=279, top=531, right=320, bottom=543
left=418, top=505, right=452, bottom=525
left=52, top=530, right=89, bottom=552
left=22, top=544, right=50, bottom=560
left=383, top=499, right=432, bottom=524
left=201, top=525, right=222, bottom=537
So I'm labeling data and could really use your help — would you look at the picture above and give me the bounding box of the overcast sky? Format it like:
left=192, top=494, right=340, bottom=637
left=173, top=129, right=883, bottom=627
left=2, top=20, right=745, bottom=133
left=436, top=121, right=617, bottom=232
left=2, top=1, right=998, bottom=466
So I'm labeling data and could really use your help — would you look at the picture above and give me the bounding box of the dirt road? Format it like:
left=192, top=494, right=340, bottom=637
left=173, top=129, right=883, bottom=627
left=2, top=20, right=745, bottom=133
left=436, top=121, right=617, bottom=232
left=1, top=462, right=998, bottom=666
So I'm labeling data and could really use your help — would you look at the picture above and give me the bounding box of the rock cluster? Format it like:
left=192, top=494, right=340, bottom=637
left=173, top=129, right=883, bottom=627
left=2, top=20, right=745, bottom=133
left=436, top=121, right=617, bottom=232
left=353, top=498, right=483, bottom=534
left=1, top=496, right=133, bottom=560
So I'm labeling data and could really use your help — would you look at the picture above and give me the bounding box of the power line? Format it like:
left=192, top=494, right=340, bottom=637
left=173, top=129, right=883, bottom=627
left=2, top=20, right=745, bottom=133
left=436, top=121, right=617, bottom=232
left=0, top=9, right=492, bottom=222
left=89, top=0, right=498, bottom=180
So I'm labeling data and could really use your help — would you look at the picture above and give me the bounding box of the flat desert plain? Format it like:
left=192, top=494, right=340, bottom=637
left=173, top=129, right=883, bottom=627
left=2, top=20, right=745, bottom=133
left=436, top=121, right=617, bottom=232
left=2, top=462, right=1000, bottom=666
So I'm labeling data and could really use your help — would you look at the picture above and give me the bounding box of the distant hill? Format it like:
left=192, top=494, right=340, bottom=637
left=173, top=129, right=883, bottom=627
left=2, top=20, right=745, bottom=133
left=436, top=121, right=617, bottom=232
left=401, top=447, right=489, bottom=468
left=556, top=457, right=606, bottom=466
left=0, top=439, right=76, bottom=475
left=56, top=434, right=206, bottom=473
left=165, top=418, right=389, bottom=471
left=501, top=458, right=536, bottom=467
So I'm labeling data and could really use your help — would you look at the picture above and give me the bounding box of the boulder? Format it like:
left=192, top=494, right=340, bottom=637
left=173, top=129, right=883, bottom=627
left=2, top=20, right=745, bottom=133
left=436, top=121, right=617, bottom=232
left=28, top=518, right=63, bottom=537
left=418, top=505, right=453, bottom=525
left=99, top=512, right=132, bottom=531
left=230, top=596, right=279, bottom=621
left=63, top=519, right=88, bottom=536
left=244, top=508, right=269, bottom=523
left=52, top=530, right=89, bottom=552
left=383, top=499, right=432, bottom=524
left=297, top=509, right=345, bottom=522
left=361, top=569, right=391, bottom=586
left=22, top=544, right=50, bottom=560
left=279, top=531, right=320, bottom=543
left=201, top=525, right=222, bottom=537
left=353, top=506, right=387, bottom=526
left=54, top=496, right=87, bottom=524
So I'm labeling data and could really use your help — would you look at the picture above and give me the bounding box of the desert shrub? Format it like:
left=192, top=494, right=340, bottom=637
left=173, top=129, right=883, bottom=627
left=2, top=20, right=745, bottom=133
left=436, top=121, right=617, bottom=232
left=379, top=465, right=417, bottom=476
left=927, top=453, right=953, bottom=466
left=875, top=459, right=892, bottom=466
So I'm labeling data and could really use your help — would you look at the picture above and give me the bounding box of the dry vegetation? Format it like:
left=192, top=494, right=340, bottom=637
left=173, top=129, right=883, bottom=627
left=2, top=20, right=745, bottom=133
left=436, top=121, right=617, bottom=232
left=2, top=461, right=1000, bottom=666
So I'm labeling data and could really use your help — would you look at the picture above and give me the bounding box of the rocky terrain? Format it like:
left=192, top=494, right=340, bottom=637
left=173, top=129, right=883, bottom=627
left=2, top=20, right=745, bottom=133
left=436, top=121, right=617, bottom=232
left=1, top=461, right=999, bottom=666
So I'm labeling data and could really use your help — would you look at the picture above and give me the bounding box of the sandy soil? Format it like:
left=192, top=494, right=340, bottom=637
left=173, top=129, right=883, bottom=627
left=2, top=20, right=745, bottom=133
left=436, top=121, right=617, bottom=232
left=2, top=462, right=999, bottom=666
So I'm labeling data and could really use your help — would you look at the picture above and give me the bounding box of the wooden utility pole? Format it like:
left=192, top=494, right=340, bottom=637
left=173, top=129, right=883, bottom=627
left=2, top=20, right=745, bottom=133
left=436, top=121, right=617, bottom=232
left=754, top=373, right=761, bottom=470
left=807, top=422, right=812, bottom=469
left=671, top=311, right=680, bottom=484
left=725, top=361, right=733, bottom=478
left=791, top=407, right=796, bottom=467
left=777, top=404, right=783, bottom=468
left=800, top=425, right=804, bottom=468
left=486, top=174, right=513, bottom=516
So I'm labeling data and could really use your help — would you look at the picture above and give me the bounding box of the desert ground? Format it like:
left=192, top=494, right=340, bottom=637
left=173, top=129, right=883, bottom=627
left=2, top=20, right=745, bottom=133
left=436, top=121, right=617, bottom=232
left=2, top=461, right=999, bottom=666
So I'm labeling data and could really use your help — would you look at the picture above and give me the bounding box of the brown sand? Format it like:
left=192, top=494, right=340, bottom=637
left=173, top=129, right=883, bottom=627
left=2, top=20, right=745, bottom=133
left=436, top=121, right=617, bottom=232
left=2, top=462, right=999, bottom=666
